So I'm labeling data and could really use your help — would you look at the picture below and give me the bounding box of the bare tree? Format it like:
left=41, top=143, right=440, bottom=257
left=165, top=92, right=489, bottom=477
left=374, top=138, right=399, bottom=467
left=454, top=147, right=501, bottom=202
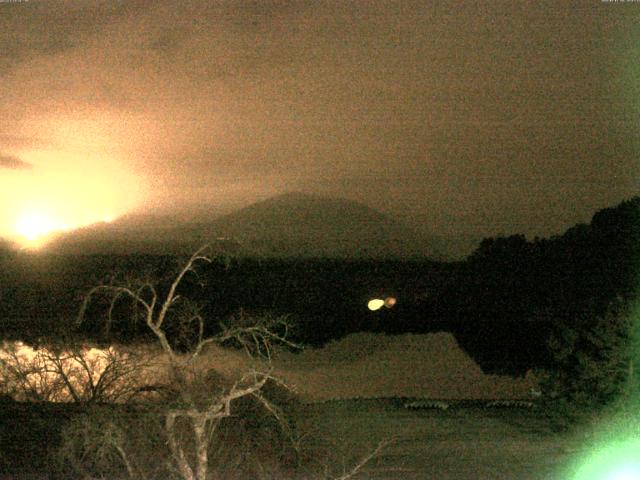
left=0, top=341, right=150, bottom=403
left=71, top=246, right=393, bottom=480
left=77, top=246, right=299, bottom=480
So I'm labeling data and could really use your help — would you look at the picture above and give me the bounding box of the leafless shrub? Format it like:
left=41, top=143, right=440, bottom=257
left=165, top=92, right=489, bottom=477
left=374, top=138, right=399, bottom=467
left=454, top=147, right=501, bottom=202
left=0, top=340, right=153, bottom=403
left=73, top=246, right=304, bottom=480
left=58, top=405, right=166, bottom=480
left=67, top=246, right=390, bottom=480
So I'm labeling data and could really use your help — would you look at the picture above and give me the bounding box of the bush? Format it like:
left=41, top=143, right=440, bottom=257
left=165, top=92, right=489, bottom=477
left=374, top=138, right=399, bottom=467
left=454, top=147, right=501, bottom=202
left=57, top=405, right=165, bottom=479
left=57, top=377, right=306, bottom=479
left=538, top=296, right=639, bottom=430
left=205, top=378, right=305, bottom=479
left=67, top=248, right=389, bottom=479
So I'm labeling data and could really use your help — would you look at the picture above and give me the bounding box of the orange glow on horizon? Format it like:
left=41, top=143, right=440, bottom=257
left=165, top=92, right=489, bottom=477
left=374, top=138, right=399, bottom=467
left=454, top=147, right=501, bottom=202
left=12, top=210, right=119, bottom=249
left=0, top=148, right=143, bottom=248
left=14, top=211, right=70, bottom=248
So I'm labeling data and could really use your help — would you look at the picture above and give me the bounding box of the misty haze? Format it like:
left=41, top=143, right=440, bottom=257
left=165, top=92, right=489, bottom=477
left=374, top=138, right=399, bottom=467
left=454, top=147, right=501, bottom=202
left=1, top=1, right=640, bottom=479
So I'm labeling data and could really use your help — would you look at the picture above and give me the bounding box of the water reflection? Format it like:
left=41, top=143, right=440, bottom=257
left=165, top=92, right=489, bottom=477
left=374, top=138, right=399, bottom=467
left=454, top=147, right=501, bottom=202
left=0, top=341, right=146, bottom=403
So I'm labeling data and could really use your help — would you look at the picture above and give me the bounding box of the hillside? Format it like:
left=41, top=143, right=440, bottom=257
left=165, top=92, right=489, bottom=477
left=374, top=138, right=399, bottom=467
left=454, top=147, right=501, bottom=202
left=142, top=331, right=539, bottom=401
left=271, top=332, right=538, bottom=401
left=209, top=192, right=428, bottom=258
left=45, top=192, right=436, bottom=259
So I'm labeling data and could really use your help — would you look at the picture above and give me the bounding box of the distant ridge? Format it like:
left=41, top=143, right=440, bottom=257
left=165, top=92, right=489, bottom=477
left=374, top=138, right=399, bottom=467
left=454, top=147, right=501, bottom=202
left=41, top=194, right=640, bottom=260
left=211, top=192, right=427, bottom=258
left=45, top=192, right=436, bottom=259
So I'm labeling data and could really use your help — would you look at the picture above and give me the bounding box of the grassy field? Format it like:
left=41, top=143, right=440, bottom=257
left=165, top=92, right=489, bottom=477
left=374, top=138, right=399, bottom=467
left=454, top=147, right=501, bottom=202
left=0, top=396, right=611, bottom=479
left=0, top=332, right=587, bottom=479
left=303, top=399, right=584, bottom=480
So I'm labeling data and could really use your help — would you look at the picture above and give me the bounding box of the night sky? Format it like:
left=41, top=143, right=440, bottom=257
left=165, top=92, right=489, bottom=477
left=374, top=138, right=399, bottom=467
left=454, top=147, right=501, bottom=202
left=1, top=0, right=639, bottom=244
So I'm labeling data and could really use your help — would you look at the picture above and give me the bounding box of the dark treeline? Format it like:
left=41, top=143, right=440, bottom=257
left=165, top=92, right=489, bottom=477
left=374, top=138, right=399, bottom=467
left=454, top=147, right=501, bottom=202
left=0, top=252, right=456, bottom=345
left=448, top=197, right=640, bottom=374
left=1, top=197, right=639, bottom=377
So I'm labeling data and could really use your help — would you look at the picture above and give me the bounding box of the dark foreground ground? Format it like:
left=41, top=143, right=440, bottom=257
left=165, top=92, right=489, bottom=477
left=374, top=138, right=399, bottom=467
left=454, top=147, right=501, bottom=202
left=304, top=399, right=584, bottom=480
left=0, top=398, right=589, bottom=479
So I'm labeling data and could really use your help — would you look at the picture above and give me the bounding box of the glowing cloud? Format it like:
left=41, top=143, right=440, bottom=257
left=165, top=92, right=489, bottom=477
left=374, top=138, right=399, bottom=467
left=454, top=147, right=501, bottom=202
left=0, top=147, right=143, bottom=247
left=15, top=211, right=69, bottom=244
left=0, top=154, right=32, bottom=170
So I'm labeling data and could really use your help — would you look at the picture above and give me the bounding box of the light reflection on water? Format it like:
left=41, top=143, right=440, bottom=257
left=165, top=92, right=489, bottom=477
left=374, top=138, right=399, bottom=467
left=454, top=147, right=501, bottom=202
left=1, top=340, right=112, bottom=362
left=0, top=341, right=137, bottom=402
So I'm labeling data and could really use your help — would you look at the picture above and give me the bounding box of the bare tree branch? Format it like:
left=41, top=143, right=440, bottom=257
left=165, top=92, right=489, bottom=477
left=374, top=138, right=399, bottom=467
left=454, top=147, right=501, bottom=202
left=333, top=438, right=395, bottom=480
left=166, top=412, right=196, bottom=480
left=156, top=246, right=211, bottom=330
left=68, top=246, right=306, bottom=480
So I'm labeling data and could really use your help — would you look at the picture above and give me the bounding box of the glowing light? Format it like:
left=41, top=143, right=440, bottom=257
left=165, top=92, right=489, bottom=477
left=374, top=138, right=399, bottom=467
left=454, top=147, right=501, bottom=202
left=368, top=299, right=385, bottom=311
left=0, top=107, right=150, bottom=246
left=605, top=465, right=640, bottom=480
left=571, top=439, right=640, bottom=480
left=15, top=211, right=70, bottom=246
left=384, top=297, right=397, bottom=308
left=0, top=150, right=142, bottom=247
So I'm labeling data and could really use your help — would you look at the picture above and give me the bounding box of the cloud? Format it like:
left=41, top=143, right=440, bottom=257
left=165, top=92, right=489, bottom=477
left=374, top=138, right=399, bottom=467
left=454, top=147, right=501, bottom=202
left=0, top=0, right=637, bottom=238
left=0, top=154, right=32, bottom=170
left=0, top=134, right=55, bottom=149
left=0, top=0, right=153, bottom=75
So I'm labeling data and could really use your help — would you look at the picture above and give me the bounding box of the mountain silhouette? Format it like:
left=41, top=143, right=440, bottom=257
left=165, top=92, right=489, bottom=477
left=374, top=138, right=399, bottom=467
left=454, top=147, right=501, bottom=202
left=45, top=192, right=436, bottom=259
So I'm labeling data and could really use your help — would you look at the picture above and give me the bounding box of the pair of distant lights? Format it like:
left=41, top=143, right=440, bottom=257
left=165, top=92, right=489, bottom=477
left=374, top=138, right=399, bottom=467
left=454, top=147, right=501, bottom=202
left=367, top=297, right=397, bottom=311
